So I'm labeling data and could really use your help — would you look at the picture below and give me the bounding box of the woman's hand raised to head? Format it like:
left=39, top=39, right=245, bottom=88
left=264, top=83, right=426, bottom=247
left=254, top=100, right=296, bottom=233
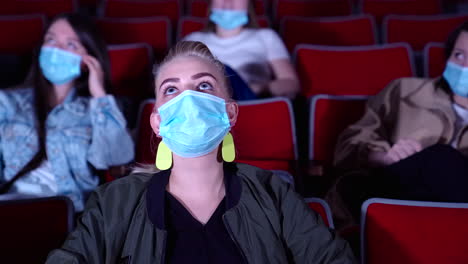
left=82, top=54, right=106, bottom=98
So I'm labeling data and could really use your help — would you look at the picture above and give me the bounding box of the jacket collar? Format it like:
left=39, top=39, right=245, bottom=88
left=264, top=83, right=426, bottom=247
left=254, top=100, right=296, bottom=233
left=404, top=77, right=456, bottom=123
left=146, top=163, right=242, bottom=229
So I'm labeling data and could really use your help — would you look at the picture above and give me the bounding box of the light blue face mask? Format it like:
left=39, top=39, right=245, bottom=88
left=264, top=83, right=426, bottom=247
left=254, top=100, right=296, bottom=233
left=209, top=8, right=249, bottom=30
left=158, top=90, right=231, bottom=158
left=39, top=46, right=82, bottom=85
left=443, top=61, right=468, bottom=97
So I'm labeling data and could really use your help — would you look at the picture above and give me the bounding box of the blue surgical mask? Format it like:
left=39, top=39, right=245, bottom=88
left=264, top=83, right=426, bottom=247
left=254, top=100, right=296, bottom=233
left=209, top=8, right=248, bottom=30
left=158, top=90, right=231, bottom=158
left=443, top=61, right=468, bottom=97
left=39, top=46, right=82, bottom=85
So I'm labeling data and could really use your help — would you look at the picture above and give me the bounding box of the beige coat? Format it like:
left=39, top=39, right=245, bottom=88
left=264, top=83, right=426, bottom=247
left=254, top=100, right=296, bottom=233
left=334, top=77, right=468, bottom=169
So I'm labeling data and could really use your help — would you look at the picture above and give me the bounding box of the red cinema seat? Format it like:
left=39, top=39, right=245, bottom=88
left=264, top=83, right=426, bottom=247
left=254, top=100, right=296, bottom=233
left=97, top=17, right=171, bottom=60
left=103, top=0, right=181, bottom=26
left=0, top=14, right=45, bottom=54
left=0, top=0, right=76, bottom=18
left=233, top=98, right=298, bottom=174
left=358, top=0, right=443, bottom=24
left=294, top=43, right=415, bottom=97
left=135, top=99, right=159, bottom=164
left=0, top=196, right=74, bottom=263
left=274, top=0, right=352, bottom=22
left=280, top=14, right=377, bottom=52
left=305, top=197, right=334, bottom=228
left=177, top=16, right=206, bottom=39
left=108, top=43, right=153, bottom=98
left=383, top=14, right=468, bottom=52
left=361, top=198, right=468, bottom=264
left=309, top=95, right=368, bottom=163
left=423, top=42, right=446, bottom=78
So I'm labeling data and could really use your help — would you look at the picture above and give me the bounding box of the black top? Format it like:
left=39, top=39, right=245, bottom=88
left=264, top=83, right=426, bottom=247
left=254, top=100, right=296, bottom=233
left=145, top=163, right=246, bottom=264
left=164, top=192, right=244, bottom=264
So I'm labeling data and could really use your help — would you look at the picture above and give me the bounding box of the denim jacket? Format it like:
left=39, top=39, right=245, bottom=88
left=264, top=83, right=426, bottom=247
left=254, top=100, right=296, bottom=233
left=0, top=88, right=135, bottom=211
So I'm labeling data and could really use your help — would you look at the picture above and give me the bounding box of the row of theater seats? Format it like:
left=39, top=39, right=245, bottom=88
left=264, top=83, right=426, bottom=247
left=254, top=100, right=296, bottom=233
left=0, top=14, right=453, bottom=91
left=0, top=0, right=458, bottom=23
left=1, top=12, right=464, bottom=56
left=3, top=194, right=468, bottom=263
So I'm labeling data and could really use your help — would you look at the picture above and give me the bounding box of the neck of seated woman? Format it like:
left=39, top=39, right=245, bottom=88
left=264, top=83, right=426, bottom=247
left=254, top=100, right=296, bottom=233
left=216, top=26, right=243, bottom=39
left=167, top=149, right=226, bottom=224
left=453, top=94, right=468, bottom=109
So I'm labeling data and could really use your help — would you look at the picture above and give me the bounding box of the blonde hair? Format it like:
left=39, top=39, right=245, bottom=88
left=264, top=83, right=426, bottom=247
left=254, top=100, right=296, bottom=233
left=153, top=41, right=232, bottom=98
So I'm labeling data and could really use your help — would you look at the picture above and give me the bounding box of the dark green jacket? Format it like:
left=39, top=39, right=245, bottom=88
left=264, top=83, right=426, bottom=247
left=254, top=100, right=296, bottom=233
left=46, top=163, right=355, bottom=263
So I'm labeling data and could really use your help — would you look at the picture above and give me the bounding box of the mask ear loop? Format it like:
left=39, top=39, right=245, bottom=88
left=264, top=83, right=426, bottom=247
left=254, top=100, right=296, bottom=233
left=155, top=141, right=172, bottom=170
left=222, top=132, right=235, bottom=162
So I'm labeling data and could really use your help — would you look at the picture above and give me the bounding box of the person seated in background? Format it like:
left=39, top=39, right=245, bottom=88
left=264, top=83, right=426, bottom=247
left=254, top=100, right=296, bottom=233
left=184, top=0, right=300, bottom=99
left=329, top=21, right=468, bottom=228
left=46, top=41, right=355, bottom=263
left=0, top=13, right=134, bottom=212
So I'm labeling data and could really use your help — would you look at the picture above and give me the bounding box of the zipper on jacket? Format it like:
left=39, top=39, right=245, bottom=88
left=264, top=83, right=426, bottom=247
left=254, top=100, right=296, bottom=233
left=222, top=215, right=249, bottom=264
left=160, top=231, right=167, bottom=264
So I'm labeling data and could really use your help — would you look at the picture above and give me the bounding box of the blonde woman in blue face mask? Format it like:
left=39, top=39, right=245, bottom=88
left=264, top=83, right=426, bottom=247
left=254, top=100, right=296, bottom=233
left=46, top=41, right=355, bottom=263
left=184, top=0, right=300, bottom=99
left=0, top=13, right=134, bottom=212
left=330, top=21, right=468, bottom=229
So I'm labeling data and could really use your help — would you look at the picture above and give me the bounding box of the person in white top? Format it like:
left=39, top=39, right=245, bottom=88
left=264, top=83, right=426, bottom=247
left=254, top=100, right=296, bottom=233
left=184, top=0, right=300, bottom=99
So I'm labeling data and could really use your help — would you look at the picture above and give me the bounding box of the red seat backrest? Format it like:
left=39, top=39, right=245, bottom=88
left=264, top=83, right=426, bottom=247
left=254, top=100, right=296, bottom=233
left=359, top=0, right=442, bottom=24
left=305, top=197, right=334, bottom=228
left=274, top=0, right=352, bottom=22
left=309, top=95, right=368, bottom=163
left=0, top=0, right=76, bottom=18
left=362, top=198, right=468, bottom=264
left=0, top=196, right=74, bottom=263
left=281, top=14, right=376, bottom=52
left=423, top=42, right=446, bottom=78
left=103, top=0, right=181, bottom=26
left=135, top=99, right=159, bottom=164
left=97, top=17, right=171, bottom=60
left=295, top=43, right=415, bottom=97
left=383, top=14, right=468, bottom=51
left=232, top=98, right=297, bottom=172
left=0, top=14, right=45, bottom=54
left=177, top=16, right=207, bottom=39
left=108, top=43, right=153, bottom=98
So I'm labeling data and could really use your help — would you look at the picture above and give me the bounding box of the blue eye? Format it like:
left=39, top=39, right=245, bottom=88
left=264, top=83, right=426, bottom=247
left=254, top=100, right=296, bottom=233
left=199, top=82, right=213, bottom=90
left=44, top=38, right=55, bottom=45
left=67, top=42, right=78, bottom=50
left=165, top=87, right=178, bottom=95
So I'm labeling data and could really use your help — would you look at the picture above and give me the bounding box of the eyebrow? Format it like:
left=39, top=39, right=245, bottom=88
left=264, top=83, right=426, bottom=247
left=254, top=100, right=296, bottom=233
left=191, top=72, right=217, bottom=81
left=159, top=72, right=218, bottom=89
left=159, top=78, right=180, bottom=89
left=44, top=32, right=80, bottom=42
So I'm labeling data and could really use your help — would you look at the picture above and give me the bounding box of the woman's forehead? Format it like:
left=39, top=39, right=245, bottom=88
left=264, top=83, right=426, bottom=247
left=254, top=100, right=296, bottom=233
left=156, top=56, right=223, bottom=84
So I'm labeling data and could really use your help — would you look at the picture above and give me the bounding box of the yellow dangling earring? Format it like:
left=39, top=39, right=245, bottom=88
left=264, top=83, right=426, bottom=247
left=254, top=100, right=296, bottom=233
left=222, top=132, right=235, bottom=162
left=155, top=141, right=172, bottom=170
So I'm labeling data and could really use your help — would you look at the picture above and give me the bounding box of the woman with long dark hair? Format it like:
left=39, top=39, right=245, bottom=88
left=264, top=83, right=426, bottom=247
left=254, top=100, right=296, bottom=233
left=0, top=13, right=134, bottom=212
